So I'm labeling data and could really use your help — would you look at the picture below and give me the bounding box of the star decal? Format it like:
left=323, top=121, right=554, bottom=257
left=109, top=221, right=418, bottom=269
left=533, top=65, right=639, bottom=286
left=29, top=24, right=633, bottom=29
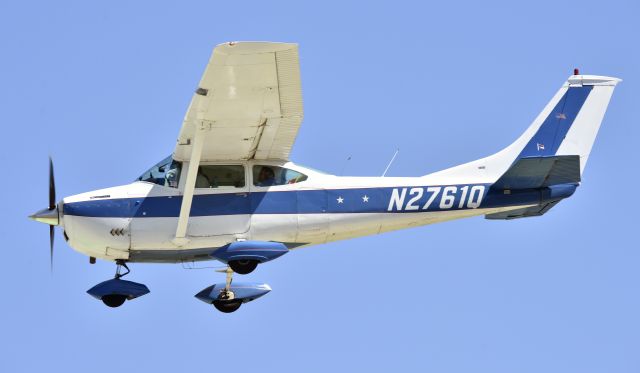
left=337, top=196, right=344, bottom=204
left=362, top=195, right=369, bottom=202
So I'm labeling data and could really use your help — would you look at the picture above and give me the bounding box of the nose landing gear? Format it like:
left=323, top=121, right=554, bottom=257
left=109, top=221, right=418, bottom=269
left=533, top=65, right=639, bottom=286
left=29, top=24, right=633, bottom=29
left=86, top=260, right=150, bottom=308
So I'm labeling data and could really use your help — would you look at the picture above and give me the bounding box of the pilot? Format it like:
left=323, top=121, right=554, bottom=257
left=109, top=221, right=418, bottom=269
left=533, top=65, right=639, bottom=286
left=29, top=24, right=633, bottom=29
left=256, top=166, right=276, bottom=186
left=195, top=167, right=213, bottom=188
left=165, top=168, right=179, bottom=188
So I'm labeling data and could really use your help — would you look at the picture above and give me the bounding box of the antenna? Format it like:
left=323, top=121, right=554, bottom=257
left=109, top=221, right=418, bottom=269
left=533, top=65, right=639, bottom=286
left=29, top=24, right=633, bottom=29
left=382, top=149, right=399, bottom=177
left=339, top=155, right=352, bottom=176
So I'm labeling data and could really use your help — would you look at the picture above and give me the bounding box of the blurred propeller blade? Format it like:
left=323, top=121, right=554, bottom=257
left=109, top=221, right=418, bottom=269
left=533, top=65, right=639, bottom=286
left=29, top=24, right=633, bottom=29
left=49, top=157, right=56, bottom=210
left=49, top=225, right=54, bottom=271
left=49, top=157, right=56, bottom=271
left=29, top=157, right=60, bottom=271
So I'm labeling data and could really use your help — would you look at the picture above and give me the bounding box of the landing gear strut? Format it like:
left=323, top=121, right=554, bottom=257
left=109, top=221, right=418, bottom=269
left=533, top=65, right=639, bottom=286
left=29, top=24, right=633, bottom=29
left=212, top=267, right=242, bottom=313
left=114, top=260, right=130, bottom=279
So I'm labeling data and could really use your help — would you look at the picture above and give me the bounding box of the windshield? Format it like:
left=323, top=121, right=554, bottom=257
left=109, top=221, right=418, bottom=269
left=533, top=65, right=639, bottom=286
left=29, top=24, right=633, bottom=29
left=136, top=156, right=181, bottom=188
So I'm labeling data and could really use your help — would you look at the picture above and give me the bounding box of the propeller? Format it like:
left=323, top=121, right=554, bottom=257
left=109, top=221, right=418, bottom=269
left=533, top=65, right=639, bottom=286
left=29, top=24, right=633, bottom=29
left=49, top=157, right=56, bottom=270
left=29, top=157, right=60, bottom=271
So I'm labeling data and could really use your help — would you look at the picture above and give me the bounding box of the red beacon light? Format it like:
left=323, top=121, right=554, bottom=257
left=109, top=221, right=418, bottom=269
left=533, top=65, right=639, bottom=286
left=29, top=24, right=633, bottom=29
left=574, top=68, right=580, bottom=75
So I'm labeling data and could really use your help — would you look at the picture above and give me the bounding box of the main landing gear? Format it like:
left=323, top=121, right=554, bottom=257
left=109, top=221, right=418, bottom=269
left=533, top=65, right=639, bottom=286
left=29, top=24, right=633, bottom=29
left=194, top=266, right=272, bottom=313
left=212, top=267, right=242, bottom=313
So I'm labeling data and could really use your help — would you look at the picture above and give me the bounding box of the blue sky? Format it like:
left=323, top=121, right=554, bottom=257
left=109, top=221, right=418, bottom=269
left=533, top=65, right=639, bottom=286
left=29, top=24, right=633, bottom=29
left=1, top=0, right=639, bottom=371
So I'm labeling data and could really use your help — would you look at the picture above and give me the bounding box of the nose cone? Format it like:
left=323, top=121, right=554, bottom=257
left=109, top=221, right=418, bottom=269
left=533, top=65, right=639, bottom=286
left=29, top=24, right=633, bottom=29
left=29, top=207, right=59, bottom=226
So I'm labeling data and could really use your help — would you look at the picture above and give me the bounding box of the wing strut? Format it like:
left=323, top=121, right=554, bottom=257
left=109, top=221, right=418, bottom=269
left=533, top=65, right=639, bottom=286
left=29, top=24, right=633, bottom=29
left=173, top=127, right=204, bottom=246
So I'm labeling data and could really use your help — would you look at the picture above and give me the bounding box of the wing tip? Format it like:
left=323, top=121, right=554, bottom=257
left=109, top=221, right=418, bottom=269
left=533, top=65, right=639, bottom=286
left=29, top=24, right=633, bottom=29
left=214, top=41, right=298, bottom=54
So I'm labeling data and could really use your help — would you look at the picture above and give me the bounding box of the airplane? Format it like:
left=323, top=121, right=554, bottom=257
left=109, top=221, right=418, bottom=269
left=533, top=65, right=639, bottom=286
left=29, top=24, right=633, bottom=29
left=29, top=42, right=621, bottom=313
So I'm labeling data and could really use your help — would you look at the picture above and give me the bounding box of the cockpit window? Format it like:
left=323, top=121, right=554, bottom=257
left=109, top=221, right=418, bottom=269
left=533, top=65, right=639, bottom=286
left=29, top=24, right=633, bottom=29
left=137, top=156, right=182, bottom=188
left=252, top=166, right=308, bottom=187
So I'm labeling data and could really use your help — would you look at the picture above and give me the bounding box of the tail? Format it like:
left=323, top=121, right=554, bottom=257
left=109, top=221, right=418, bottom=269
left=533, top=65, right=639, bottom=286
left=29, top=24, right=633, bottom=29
left=427, top=72, right=621, bottom=184
left=513, top=73, right=621, bottom=172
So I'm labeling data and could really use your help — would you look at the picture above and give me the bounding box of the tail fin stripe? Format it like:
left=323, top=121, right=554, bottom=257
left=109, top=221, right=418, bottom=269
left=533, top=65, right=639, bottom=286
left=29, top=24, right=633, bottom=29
left=516, top=86, right=592, bottom=159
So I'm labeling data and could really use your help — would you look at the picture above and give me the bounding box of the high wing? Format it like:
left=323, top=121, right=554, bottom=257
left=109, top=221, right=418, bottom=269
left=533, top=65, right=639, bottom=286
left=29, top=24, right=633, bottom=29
left=173, top=42, right=303, bottom=162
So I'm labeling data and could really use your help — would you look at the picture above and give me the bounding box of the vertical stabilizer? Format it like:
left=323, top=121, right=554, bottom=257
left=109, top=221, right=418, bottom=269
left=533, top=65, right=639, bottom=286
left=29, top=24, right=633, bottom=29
left=425, top=73, right=621, bottom=184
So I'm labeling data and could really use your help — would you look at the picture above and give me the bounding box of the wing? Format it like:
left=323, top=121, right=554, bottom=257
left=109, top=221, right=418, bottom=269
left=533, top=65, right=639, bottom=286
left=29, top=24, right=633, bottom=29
left=173, top=42, right=303, bottom=162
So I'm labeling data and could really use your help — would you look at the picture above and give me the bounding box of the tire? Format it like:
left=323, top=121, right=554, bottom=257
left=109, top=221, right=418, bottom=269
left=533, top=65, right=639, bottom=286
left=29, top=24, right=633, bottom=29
left=102, top=294, right=127, bottom=308
left=213, top=300, right=242, bottom=313
left=228, top=259, right=259, bottom=275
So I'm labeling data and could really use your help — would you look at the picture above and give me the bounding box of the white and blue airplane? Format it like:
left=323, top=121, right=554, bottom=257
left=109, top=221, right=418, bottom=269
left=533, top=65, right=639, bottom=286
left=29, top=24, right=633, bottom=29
left=29, top=42, right=620, bottom=312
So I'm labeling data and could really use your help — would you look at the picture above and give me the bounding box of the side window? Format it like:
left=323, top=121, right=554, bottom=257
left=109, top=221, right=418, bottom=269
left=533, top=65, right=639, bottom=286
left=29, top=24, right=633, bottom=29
left=196, top=165, right=245, bottom=188
left=253, top=166, right=308, bottom=187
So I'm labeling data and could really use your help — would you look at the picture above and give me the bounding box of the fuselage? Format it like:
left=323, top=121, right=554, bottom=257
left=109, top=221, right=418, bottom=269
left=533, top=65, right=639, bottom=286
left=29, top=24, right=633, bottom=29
left=32, top=72, right=620, bottom=267
left=59, top=159, right=573, bottom=263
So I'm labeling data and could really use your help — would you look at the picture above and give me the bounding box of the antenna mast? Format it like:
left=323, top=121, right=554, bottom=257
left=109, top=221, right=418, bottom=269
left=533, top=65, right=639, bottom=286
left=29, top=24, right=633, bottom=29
left=381, top=149, right=399, bottom=177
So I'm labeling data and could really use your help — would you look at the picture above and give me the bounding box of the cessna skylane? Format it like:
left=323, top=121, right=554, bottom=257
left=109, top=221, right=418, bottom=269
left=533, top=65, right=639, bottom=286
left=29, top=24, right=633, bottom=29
left=29, top=42, right=620, bottom=313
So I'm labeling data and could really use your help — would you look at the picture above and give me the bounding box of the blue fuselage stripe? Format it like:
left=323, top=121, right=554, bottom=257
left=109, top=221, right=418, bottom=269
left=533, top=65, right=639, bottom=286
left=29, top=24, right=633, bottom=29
left=62, top=183, right=577, bottom=218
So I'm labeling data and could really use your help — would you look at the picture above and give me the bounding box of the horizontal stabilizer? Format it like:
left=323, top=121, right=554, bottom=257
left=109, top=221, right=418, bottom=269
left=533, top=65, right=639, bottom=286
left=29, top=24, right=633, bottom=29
left=492, top=155, right=580, bottom=190
left=485, top=200, right=561, bottom=220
